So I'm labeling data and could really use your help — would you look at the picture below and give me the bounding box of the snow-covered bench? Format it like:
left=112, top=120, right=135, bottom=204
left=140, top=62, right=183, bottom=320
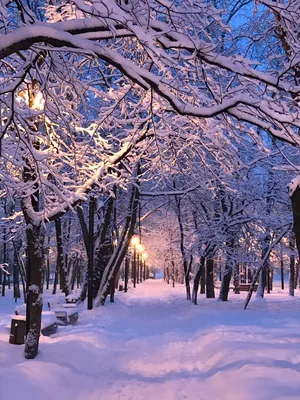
left=15, top=304, right=58, bottom=336
left=238, top=283, right=258, bottom=292
left=47, top=301, right=79, bottom=326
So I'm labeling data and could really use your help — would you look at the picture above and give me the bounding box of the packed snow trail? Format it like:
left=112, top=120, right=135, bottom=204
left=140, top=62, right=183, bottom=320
left=1, top=280, right=300, bottom=400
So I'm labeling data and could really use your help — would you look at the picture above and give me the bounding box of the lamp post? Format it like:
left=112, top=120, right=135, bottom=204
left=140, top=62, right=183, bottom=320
left=136, top=244, right=144, bottom=283
left=124, top=256, right=129, bottom=293
left=131, top=237, right=139, bottom=288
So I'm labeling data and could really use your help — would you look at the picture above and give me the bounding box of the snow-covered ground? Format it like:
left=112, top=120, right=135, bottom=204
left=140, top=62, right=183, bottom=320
left=1, top=280, right=300, bottom=400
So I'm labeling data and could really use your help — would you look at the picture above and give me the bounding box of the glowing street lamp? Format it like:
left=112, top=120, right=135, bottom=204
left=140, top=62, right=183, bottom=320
left=131, top=236, right=139, bottom=288
left=16, top=87, right=45, bottom=111
left=136, top=244, right=143, bottom=253
left=136, top=244, right=144, bottom=283
left=131, top=236, right=139, bottom=247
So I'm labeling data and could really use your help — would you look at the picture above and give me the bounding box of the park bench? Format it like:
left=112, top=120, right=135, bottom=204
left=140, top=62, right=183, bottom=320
left=15, top=304, right=58, bottom=336
left=47, top=299, right=79, bottom=326
left=238, top=283, right=258, bottom=292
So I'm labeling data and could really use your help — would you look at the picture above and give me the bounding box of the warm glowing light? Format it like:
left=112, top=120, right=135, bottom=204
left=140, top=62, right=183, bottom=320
left=16, top=89, right=45, bottom=110
left=131, top=236, right=139, bottom=246
left=137, top=244, right=144, bottom=253
left=142, top=253, right=147, bottom=260
left=32, top=91, right=45, bottom=110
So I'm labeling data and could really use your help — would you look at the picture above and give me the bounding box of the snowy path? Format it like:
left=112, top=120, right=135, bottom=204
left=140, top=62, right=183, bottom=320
left=1, top=280, right=300, bottom=400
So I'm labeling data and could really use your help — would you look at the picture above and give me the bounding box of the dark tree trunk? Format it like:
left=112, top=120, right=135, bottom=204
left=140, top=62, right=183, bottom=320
left=110, top=280, right=115, bottom=302
left=200, top=260, right=206, bottom=294
left=289, top=234, right=295, bottom=297
left=77, top=206, right=89, bottom=253
left=87, top=196, right=95, bottom=310
left=257, top=231, right=271, bottom=298
left=93, top=197, right=114, bottom=298
left=1, top=270, right=6, bottom=296
left=46, top=235, right=50, bottom=290
left=71, top=258, right=79, bottom=290
left=290, top=186, right=300, bottom=279
left=219, top=263, right=232, bottom=302
left=136, top=253, right=140, bottom=284
left=174, top=187, right=191, bottom=300
left=124, top=257, right=129, bottom=292
left=294, top=261, right=299, bottom=289
left=13, top=241, right=27, bottom=302
left=206, top=257, right=215, bottom=298
left=192, top=256, right=205, bottom=305
left=95, top=165, right=141, bottom=306
left=24, top=222, right=45, bottom=359
left=55, top=218, right=69, bottom=295
left=172, top=260, right=175, bottom=288
left=77, top=266, right=81, bottom=289
left=63, top=217, right=72, bottom=289
left=267, top=268, right=271, bottom=293
left=139, top=258, right=143, bottom=283
left=133, top=249, right=137, bottom=288
left=166, top=267, right=170, bottom=284
left=245, top=227, right=290, bottom=310
left=1, top=226, right=7, bottom=296
left=219, top=239, right=235, bottom=302
left=13, top=250, right=20, bottom=301
left=233, top=263, right=240, bottom=294
left=259, top=268, right=267, bottom=297
left=77, top=206, right=89, bottom=302
left=52, top=256, right=58, bottom=295
left=280, top=256, right=284, bottom=290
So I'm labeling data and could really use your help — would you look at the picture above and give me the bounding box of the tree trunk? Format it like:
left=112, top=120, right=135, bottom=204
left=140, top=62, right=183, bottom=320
left=52, top=256, right=58, bottom=295
left=192, top=256, right=205, bottom=305
left=233, top=262, right=240, bottom=294
left=289, top=235, right=295, bottom=297
left=172, top=260, right=175, bottom=288
left=256, top=231, right=271, bottom=298
left=88, top=196, right=95, bottom=310
left=136, top=252, right=140, bottom=284
left=93, top=197, right=115, bottom=298
left=55, top=218, right=69, bottom=296
left=290, top=187, right=300, bottom=277
left=294, top=261, right=299, bottom=289
left=1, top=226, right=7, bottom=296
left=24, top=222, right=45, bottom=359
left=13, top=240, right=27, bottom=302
left=95, top=164, right=141, bottom=306
left=174, top=187, right=191, bottom=300
left=63, top=217, right=72, bottom=290
left=77, top=266, right=81, bottom=289
left=206, top=257, right=215, bottom=298
left=200, top=260, right=206, bottom=294
left=46, top=235, right=50, bottom=290
left=71, top=258, right=79, bottom=290
left=166, top=266, right=170, bottom=284
left=280, top=256, right=284, bottom=290
left=1, top=270, right=6, bottom=296
left=219, top=239, right=235, bottom=301
left=124, top=257, right=129, bottom=293
left=219, top=263, right=232, bottom=301
left=110, top=280, right=115, bottom=302
left=13, top=249, right=20, bottom=301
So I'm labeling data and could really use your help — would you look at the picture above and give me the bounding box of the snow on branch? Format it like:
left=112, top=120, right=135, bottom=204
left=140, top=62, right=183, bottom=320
left=0, top=263, right=10, bottom=275
left=1, top=13, right=300, bottom=145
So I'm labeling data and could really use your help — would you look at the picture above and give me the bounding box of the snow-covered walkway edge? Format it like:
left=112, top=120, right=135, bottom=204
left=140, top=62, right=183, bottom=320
left=1, top=280, right=300, bottom=400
